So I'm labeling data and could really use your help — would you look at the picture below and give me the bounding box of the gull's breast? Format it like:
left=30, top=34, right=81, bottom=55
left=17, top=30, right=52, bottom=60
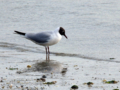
left=45, top=33, right=62, bottom=46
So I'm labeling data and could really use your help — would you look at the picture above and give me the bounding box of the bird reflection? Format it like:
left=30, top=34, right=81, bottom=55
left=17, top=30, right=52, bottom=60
left=17, top=60, right=65, bottom=74
left=33, top=60, right=67, bottom=76
left=33, top=60, right=63, bottom=73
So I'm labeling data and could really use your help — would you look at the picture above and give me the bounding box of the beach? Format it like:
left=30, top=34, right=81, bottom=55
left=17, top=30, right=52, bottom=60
left=0, top=0, right=120, bottom=90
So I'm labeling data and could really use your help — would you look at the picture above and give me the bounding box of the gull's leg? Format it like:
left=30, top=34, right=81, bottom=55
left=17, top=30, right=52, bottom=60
left=48, top=46, right=50, bottom=54
left=48, top=46, right=50, bottom=60
left=45, top=46, right=48, bottom=60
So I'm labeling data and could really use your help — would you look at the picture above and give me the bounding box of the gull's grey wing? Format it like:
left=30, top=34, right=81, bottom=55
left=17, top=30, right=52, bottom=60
left=25, top=32, right=52, bottom=43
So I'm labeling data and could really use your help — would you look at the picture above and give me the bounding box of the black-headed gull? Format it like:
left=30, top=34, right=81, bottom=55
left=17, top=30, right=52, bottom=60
left=14, top=27, right=67, bottom=60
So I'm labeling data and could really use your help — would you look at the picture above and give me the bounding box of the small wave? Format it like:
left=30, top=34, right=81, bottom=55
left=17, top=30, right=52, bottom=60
left=0, top=42, right=119, bottom=63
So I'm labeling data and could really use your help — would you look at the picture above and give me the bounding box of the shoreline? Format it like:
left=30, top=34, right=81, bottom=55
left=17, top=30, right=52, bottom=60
left=0, top=49, right=120, bottom=90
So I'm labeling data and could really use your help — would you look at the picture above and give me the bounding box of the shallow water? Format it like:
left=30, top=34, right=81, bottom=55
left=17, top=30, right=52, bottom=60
left=0, top=0, right=120, bottom=90
left=0, top=0, right=120, bottom=61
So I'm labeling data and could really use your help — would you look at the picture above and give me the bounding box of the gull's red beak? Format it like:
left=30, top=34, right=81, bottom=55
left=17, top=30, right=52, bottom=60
left=64, top=34, right=68, bottom=39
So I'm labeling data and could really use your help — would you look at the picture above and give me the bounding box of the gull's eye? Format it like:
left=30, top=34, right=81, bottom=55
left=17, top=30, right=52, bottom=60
left=59, top=28, right=65, bottom=35
left=62, top=31, right=64, bottom=33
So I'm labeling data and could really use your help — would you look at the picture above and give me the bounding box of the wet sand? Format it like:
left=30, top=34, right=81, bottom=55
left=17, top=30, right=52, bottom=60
left=0, top=42, right=120, bottom=90
left=0, top=0, right=120, bottom=89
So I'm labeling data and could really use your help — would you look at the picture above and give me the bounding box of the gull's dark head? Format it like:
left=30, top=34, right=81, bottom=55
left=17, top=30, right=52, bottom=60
left=59, top=27, right=67, bottom=39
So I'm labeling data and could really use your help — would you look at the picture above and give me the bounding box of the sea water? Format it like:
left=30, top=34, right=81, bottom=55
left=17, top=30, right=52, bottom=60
left=0, top=0, right=120, bottom=61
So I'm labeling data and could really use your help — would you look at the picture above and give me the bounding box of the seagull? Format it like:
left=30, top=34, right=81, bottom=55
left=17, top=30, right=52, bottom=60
left=14, top=27, right=67, bottom=60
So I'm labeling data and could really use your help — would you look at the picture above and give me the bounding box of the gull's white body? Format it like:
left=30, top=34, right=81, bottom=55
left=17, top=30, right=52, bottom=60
left=25, top=27, right=62, bottom=46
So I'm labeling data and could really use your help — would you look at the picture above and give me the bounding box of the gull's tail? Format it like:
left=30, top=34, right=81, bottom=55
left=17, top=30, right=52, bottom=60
left=14, top=31, right=26, bottom=35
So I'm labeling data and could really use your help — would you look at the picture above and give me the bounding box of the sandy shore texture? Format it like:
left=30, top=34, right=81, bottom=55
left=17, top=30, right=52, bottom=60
left=0, top=0, right=120, bottom=90
left=0, top=45, right=120, bottom=90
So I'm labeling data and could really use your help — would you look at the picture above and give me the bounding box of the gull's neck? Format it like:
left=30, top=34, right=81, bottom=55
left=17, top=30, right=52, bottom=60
left=54, top=27, right=60, bottom=33
left=53, top=27, right=62, bottom=39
